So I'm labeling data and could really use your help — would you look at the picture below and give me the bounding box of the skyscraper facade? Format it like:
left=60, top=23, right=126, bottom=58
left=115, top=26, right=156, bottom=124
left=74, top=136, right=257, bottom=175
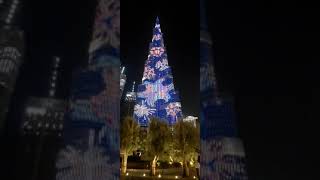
left=200, top=0, right=248, bottom=179
left=134, top=17, right=183, bottom=127
left=120, top=66, right=126, bottom=97
left=18, top=56, right=66, bottom=180
left=0, top=0, right=24, bottom=133
left=122, top=81, right=136, bottom=117
left=55, top=0, right=120, bottom=179
left=20, top=97, right=67, bottom=180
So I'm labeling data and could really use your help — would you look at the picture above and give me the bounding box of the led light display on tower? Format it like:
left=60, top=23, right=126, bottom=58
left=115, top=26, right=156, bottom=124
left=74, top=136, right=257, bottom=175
left=56, top=0, right=120, bottom=179
left=200, top=0, right=248, bottom=179
left=0, top=27, right=24, bottom=132
left=134, top=17, right=183, bottom=126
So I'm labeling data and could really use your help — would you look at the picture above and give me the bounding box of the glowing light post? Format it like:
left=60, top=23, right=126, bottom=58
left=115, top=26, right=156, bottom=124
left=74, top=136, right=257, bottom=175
left=134, top=17, right=183, bottom=126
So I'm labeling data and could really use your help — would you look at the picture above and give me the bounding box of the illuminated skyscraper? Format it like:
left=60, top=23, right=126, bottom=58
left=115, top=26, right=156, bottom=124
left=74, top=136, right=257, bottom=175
left=120, top=66, right=126, bottom=97
left=125, top=81, right=136, bottom=102
left=121, top=81, right=136, bottom=117
left=0, top=0, right=24, bottom=133
left=19, top=56, right=67, bottom=180
left=134, top=17, right=183, bottom=127
left=56, top=0, right=120, bottom=179
left=200, top=0, right=248, bottom=179
left=22, top=56, right=65, bottom=136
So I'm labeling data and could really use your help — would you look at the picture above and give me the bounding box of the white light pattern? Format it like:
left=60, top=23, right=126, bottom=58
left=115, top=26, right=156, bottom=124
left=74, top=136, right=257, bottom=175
left=201, top=138, right=247, bottom=180
left=155, top=58, right=169, bottom=71
left=149, top=47, right=165, bottom=57
left=26, top=107, right=46, bottom=116
left=200, top=63, right=216, bottom=92
left=89, top=0, right=120, bottom=53
left=165, top=102, right=182, bottom=119
left=138, top=78, right=173, bottom=107
left=56, top=145, right=118, bottom=180
left=142, top=66, right=155, bottom=81
left=134, top=103, right=156, bottom=118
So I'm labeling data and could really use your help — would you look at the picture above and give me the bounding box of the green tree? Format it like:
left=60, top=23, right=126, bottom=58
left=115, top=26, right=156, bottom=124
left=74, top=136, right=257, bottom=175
left=172, top=120, right=200, bottom=177
left=120, top=116, right=140, bottom=174
left=144, top=118, right=171, bottom=176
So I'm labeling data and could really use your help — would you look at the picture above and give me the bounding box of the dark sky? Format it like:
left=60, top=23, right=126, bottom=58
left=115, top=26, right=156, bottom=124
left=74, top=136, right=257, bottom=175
left=205, top=1, right=319, bottom=179
left=121, top=0, right=199, bottom=117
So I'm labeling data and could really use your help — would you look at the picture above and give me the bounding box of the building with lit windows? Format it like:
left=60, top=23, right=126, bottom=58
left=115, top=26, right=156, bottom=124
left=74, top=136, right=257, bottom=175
left=121, top=81, right=136, bottom=118
left=19, top=56, right=67, bottom=180
left=0, top=0, right=24, bottom=133
left=120, top=66, right=126, bottom=97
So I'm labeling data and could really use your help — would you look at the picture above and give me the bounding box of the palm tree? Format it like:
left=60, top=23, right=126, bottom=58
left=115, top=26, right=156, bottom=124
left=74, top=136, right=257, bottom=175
left=145, top=118, right=171, bottom=176
left=172, top=120, right=200, bottom=177
left=120, top=116, right=140, bottom=174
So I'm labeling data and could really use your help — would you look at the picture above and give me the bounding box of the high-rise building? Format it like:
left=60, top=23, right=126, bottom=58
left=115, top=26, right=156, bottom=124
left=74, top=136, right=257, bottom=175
left=134, top=17, right=183, bottom=127
left=22, top=56, right=65, bottom=136
left=200, top=0, right=248, bottom=179
left=121, top=81, right=136, bottom=117
left=18, top=56, right=67, bottom=180
left=55, top=0, right=120, bottom=179
left=125, top=81, right=136, bottom=102
left=20, top=97, right=67, bottom=180
left=183, top=115, right=198, bottom=127
left=21, top=98, right=66, bottom=136
left=0, top=0, right=24, bottom=133
left=120, top=66, right=126, bottom=97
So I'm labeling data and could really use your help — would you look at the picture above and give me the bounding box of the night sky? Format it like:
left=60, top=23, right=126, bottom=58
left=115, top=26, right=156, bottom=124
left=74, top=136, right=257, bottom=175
left=2, top=0, right=319, bottom=179
left=121, top=0, right=199, bottom=117
left=205, top=1, right=319, bottom=179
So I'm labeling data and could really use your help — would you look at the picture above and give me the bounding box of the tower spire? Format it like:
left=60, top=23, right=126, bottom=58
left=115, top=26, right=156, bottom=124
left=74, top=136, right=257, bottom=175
left=200, top=0, right=220, bottom=103
left=134, top=17, right=183, bottom=126
left=131, top=81, right=135, bottom=92
left=200, top=1, right=248, bottom=179
left=49, top=56, right=60, bottom=98
left=200, top=0, right=208, bottom=30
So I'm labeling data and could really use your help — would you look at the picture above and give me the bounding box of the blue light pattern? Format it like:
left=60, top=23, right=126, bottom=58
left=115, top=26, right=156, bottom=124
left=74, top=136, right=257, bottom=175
left=200, top=0, right=248, bottom=179
left=56, top=0, right=120, bottom=179
left=134, top=17, right=183, bottom=126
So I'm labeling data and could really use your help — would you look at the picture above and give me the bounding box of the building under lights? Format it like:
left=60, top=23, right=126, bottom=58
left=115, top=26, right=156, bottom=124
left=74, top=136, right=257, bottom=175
left=183, top=116, right=198, bottom=127
left=18, top=56, right=67, bottom=180
left=120, top=66, right=126, bottom=97
left=200, top=0, right=248, bottom=179
left=121, top=81, right=136, bottom=118
left=125, top=81, right=136, bottom=102
left=134, top=17, right=183, bottom=127
left=19, top=97, right=67, bottom=180
left=56, top=0, right=120, bottom=179
left=21, top=57, right=65, bottom=136
left=0, top=0, right=24, bottom=133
